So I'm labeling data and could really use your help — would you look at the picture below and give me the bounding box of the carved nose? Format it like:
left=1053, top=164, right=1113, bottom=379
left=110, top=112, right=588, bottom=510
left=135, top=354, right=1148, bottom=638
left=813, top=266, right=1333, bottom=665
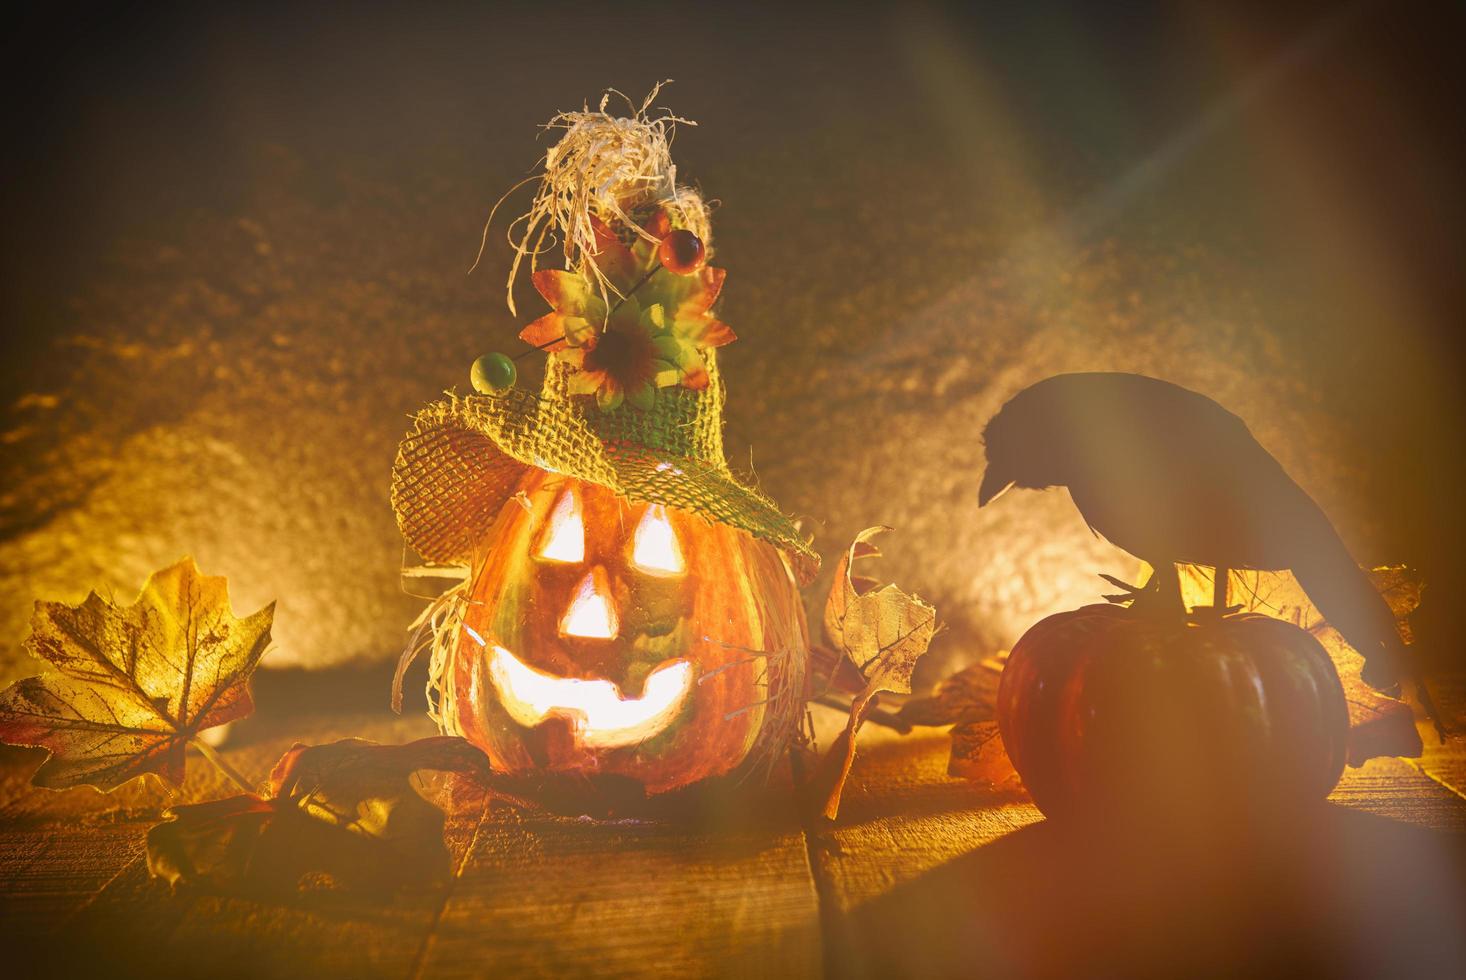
left=560, top=569, right=619, bottom=640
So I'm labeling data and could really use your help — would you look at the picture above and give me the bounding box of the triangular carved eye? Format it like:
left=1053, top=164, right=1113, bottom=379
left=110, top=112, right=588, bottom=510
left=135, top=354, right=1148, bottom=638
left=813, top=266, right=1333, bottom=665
left=537, top=487, right=585, bottom=563
left=560, top=570, right=619, bottom=640
left=631, top=504, right=685, bottom=577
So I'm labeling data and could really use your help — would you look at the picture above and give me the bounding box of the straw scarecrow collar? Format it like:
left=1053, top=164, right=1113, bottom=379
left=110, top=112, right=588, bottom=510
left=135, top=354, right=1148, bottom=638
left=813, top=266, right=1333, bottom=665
left=391, top=87, right=818, bottom=584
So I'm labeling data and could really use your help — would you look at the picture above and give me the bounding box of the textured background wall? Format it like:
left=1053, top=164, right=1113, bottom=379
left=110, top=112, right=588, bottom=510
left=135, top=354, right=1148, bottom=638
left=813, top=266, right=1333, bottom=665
left=3, top=1, right=1463, bottom=693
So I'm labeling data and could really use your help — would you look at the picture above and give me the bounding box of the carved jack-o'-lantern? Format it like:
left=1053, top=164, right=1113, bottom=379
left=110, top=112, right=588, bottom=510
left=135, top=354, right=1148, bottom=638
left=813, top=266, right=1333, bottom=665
left=391, top=98, right=819, bottom=795
left=443, top=470, right=808, bottom=793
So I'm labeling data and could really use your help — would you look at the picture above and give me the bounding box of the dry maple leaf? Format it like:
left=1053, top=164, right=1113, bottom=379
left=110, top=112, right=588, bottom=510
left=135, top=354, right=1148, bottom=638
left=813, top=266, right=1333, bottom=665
left=147, top=736, right=489, bottom=895
left=0, top=558, right=274, bottom=791
left=824, top=527, right=936, bottom=696
left=814, top=526, right=937, bottom=820
left=1369, top=565, right=1424, bottom=642
left=895, top=653, right=1007, bottom=729
left=947, top=720, right=1022, bottom=790
left=1343, top=678, right=1423, bottom=764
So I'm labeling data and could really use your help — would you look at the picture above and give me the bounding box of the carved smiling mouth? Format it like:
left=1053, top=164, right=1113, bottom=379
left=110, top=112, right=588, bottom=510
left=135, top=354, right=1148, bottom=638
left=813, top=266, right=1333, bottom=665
left=486, top=645, right=695, bottom=750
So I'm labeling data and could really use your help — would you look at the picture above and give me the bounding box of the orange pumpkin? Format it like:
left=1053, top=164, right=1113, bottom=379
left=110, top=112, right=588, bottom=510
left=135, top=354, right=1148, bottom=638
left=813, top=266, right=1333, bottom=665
left=440, top=468, right=810, bottom=795
left=997, top=604, right=1349, bottom=822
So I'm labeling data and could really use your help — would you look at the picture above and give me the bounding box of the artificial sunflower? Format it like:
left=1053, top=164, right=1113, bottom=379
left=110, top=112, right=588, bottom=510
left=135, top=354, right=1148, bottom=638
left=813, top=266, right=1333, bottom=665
left=519, top=211, right=736, bottom=410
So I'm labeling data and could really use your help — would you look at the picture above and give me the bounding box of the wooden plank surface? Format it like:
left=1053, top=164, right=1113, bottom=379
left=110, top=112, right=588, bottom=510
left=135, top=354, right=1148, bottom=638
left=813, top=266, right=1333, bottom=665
left=809, top=712, right=1466, bottom=979
left=1, top=709, right=823, bottom=979
left=4, top=711, right=447, bottom=977
left=802, top=713, right=1043, bottom=978
left=417, top=794, right=821, bottom=979
left=0, top=822, right=148, bottom=939
left=2, top=699, right=1465, bottom=979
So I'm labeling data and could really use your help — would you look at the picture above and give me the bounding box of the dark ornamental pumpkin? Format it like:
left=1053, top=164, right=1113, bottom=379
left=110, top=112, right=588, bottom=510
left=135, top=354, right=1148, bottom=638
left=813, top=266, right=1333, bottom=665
left=996, top=604, right=1349, bottom=822
left=439, top=470, right=808, bottom=795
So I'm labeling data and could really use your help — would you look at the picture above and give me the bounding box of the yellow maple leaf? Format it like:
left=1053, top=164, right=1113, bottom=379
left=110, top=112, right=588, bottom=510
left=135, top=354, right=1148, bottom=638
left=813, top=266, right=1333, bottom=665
left=0, top=558, right=274, bottom=791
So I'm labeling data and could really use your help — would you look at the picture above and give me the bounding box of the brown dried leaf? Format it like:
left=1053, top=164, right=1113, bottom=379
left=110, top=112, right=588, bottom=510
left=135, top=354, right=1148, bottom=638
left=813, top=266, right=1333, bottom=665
left=0, top=558, right=274, bottom=791
left=1181, top=564, right=1422, bottom=644
left=1341, top=674, right=1423, bottom=766
left=896, top=654, right=1006, bottom=729
left=809, top=643, right=871, bottom=699
left=824, top=526, right=936, bottom=697
left=147, top=736, right=488, bottom=895
left=1370, top=566, right=1424, bottom=643
left=948, top=720, right=1022, bottom=790
left=816, top=527, right=937, bottom=820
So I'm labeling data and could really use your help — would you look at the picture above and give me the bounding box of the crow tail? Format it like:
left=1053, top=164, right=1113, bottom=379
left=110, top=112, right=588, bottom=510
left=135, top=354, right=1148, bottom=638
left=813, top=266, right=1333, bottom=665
left=1291, top=527, right=1403, bottom=690
left=1292, top=528, right=1450, bottom=741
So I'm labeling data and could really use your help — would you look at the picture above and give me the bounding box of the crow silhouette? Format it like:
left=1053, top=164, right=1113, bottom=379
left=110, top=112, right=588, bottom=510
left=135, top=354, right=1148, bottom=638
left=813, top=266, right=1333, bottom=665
left=978, top=372, right=1407, bottom=692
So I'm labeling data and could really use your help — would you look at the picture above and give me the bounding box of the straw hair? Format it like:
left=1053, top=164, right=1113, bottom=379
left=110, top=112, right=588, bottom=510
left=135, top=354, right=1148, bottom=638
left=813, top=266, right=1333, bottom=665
left=491, top=81, right=713, bottom=315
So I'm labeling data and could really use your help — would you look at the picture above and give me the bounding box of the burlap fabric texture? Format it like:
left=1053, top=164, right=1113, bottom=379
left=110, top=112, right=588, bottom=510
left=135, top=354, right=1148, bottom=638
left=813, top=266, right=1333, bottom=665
left=391, top=353, right=819, bottom=584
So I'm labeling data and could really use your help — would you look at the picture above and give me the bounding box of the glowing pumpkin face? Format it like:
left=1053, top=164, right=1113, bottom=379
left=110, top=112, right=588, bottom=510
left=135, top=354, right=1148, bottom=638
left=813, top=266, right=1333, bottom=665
left=445, top=468, right=810, bottom=794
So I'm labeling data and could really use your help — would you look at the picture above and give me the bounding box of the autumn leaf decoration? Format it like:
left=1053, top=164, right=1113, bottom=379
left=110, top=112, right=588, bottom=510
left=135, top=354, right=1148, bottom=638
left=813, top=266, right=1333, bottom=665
left=814, top=526, right=937, bottom=820
left=520, top=213, right=735, bottom=411
left=148, top=737, right=489, bottom=895
left=0, top=560, right=495, bottom=896
left=895, top=653, right=1023, bottom=789
left=0, top=558, right=273, bottom=792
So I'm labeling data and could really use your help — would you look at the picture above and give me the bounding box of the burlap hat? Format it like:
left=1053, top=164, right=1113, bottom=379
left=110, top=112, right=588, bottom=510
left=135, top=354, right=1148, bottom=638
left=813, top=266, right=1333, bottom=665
left=390, top=352, right=819, bottom=584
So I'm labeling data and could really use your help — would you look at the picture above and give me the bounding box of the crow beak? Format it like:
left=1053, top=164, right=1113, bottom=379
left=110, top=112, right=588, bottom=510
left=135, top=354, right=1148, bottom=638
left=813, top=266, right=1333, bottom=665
left=978, top=468, right=1016, bottom=507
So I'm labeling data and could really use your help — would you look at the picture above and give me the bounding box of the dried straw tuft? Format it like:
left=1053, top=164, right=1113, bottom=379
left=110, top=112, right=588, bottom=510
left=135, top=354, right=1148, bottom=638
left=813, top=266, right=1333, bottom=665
left=478, top=81, right=713, bottom=315
left=392, top=578, right=471, bottom=731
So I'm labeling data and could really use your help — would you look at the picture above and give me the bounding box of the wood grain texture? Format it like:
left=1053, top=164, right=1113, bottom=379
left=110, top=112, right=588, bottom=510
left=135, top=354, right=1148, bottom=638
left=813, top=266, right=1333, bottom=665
left=1415, top=675, right=1466, bottom=803
left=812, top=708, right=1466, bottom=979
left=0, top=708, right=822, bottom=979
left=417, top=793, right=822, bottom=979
left=808, top=718, right=1042, bottom=910
left=0, top=824, right=147, bottom=937
left=2, top=698, right=1465, bottom=979
left=1335, top=756, right=1466, bottom=829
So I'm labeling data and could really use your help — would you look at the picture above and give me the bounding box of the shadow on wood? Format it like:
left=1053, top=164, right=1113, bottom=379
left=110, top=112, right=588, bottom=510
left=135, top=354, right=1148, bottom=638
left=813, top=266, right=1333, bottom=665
left=835, top=803, right=1466, bottom=979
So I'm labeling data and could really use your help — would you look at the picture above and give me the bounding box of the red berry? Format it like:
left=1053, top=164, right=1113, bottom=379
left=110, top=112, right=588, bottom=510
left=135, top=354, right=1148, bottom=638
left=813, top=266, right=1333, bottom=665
left=657, top=229, right=706, bottom=275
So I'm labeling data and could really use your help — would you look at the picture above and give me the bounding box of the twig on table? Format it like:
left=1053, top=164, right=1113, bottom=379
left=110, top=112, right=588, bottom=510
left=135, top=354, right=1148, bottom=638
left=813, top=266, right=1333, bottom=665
left=813, top=693, right=912, bottom=734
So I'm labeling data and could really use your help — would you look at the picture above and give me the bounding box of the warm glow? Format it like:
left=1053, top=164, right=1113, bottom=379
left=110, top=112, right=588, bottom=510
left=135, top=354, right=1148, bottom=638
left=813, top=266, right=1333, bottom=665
left=631, top=504, right=685, bottom=576
left=560, top=571, right=619, bottom=639
left=487, top=645, right=694, bottom=749
left=537, top=487, right=585, bottom=563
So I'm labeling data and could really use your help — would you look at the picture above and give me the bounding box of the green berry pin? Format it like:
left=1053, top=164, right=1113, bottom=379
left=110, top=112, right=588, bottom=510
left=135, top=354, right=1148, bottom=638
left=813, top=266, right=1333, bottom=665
left=471, top=352, right=517, bottom=394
